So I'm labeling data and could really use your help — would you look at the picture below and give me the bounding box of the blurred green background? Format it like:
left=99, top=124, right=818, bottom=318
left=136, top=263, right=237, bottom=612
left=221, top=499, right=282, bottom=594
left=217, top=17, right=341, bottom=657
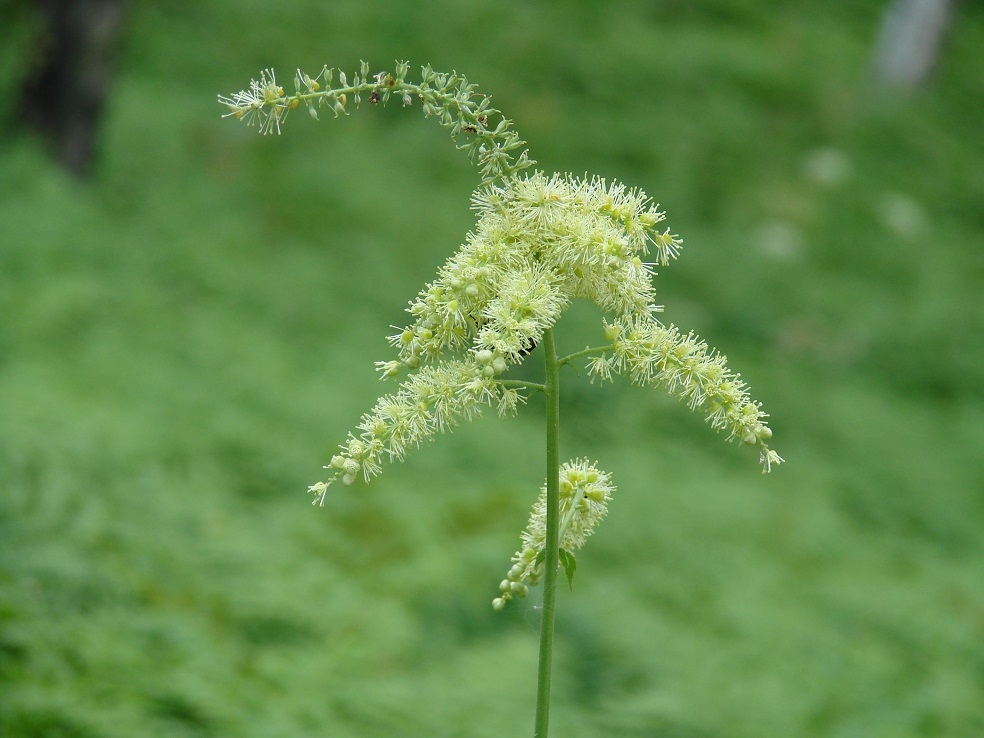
left=1, top=1, right=982, bottom=736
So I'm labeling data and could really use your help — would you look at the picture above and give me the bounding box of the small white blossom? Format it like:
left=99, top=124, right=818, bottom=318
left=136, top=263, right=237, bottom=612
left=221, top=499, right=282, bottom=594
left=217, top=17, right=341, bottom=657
left=218, top=68, right=293, bottom=134
left=586, top=354, right=614, bottom=383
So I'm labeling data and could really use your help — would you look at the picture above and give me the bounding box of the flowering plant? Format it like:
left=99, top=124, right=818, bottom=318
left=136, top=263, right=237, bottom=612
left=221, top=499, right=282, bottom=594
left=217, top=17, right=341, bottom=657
left=221, top=61, right=781, bottom=737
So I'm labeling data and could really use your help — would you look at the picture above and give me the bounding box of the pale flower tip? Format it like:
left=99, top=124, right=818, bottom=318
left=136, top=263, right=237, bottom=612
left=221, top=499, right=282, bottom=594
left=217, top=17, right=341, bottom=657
left=308, top=481, right=331, bottom=506
left=375, top=360, right=401, bottom=378
left=759, top=448, right=784, bottom=473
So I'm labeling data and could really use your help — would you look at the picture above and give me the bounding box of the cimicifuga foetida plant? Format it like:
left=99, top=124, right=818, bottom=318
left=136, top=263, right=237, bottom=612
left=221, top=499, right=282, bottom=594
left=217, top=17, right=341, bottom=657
left=220, top=61, right=783, bottom=737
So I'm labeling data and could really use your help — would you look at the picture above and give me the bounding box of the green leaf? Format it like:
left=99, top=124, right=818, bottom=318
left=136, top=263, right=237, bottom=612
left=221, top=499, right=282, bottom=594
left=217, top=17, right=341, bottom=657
left=558, top=548, right=577, bottom=591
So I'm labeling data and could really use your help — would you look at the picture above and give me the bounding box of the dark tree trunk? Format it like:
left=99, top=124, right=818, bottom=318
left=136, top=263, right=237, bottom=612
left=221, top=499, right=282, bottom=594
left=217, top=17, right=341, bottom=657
left=18, top=0, right=127, bottom=178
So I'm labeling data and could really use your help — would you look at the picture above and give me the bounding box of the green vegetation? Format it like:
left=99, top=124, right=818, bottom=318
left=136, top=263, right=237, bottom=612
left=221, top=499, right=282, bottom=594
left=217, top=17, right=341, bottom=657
left=2, top=1, right=982, bottom=736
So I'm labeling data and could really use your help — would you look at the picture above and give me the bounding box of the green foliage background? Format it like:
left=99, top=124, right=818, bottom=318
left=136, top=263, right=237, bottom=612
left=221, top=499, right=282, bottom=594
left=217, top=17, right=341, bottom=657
left=2, top=1, right=982, bottom=736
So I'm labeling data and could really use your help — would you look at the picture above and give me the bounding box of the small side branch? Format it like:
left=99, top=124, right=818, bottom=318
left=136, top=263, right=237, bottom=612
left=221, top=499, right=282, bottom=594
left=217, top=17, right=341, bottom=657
left=557, top=345, right=612, bottom=367
left=498, top=379, right=547, bottom=393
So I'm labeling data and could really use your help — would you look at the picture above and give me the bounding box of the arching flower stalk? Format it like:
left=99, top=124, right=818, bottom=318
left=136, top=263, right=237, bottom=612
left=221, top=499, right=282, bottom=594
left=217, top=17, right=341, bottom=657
left=219, top=60, right=533, bottom=186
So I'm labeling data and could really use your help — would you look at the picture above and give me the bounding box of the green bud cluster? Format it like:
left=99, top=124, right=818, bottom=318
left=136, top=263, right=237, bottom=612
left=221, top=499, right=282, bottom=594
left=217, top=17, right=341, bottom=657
left=493, top=459, right=614, bottom=611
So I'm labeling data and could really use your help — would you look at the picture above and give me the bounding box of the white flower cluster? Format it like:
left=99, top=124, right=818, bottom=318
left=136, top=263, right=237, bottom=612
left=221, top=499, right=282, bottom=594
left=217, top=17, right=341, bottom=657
left=310, top=173, right=683, bottom=504
left=389, top=172, right=678, bottom=370
left=309, top=170, right=779, bottom=505
left=493, top=459, right=614, bottom=611
left=589, top=316, right=783, bottom=472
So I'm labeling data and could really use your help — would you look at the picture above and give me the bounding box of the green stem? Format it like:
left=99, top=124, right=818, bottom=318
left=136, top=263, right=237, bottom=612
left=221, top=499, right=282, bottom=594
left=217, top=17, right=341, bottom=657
left=556, top=344, right=612, bottom=367
left=558, top=486, right=588, bottom=543
left=497, top=378, right=547, bottom=393
left=534, top=328, right=561, bottom=738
